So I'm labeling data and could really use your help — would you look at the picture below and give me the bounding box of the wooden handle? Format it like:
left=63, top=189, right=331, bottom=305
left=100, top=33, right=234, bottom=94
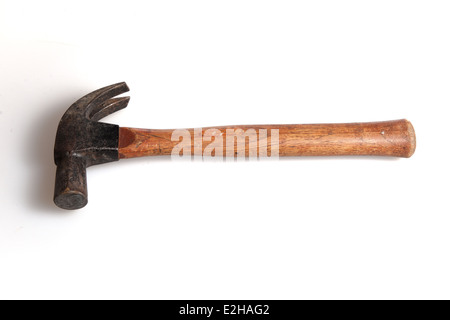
left=118, top=119, right=416, bottom=159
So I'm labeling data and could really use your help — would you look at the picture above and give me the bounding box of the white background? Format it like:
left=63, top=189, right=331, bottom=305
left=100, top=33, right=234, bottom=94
left=0, top=1, right=449, bottom=300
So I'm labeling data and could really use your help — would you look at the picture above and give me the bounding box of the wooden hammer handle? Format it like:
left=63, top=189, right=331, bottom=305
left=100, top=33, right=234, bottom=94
left=118, top=119, right=416, bottom=159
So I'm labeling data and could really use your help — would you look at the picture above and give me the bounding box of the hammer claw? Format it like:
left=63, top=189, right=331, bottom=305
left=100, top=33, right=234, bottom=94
left=83, top=82, right=130, bottom=120
left=89, top=96, right=130, bottom=122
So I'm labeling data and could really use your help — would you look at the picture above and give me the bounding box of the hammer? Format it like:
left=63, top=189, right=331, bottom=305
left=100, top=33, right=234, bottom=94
left=54, top=82, right=416, bottom=210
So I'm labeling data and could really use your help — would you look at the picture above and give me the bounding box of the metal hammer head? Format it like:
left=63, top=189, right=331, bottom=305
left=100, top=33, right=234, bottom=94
left=54, top=83, right=130, bottom=210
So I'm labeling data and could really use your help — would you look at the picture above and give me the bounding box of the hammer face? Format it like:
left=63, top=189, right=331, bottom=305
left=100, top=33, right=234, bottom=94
left=54, top=156, right=88, bottom=210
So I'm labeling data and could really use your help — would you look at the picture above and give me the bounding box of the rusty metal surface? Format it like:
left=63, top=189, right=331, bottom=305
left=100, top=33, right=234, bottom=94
left=53, top=82, right=130, bottom=210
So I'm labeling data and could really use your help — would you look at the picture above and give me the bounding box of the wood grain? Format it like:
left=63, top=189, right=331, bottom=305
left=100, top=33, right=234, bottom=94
left=118, top=119, right=416, bottom=159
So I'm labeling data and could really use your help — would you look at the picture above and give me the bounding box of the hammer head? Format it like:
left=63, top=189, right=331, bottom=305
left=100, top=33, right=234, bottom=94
left=54, top=82, right=130, bottom=210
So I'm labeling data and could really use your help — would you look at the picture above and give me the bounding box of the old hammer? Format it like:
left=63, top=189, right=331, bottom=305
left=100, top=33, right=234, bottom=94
left=54, top=82, right=416, bottom=210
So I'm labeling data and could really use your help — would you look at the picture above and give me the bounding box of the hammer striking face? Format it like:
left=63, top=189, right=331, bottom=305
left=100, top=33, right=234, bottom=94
left=54, top=82, right=416, bottom=210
